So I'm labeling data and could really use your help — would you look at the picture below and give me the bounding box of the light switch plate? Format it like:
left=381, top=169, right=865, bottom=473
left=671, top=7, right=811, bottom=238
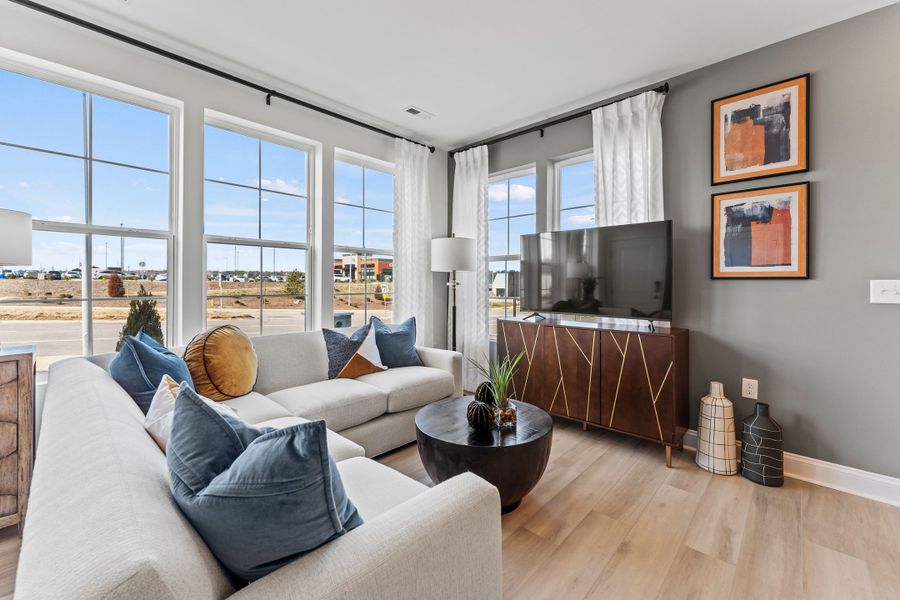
left=870, top=280, right=900, bottom=304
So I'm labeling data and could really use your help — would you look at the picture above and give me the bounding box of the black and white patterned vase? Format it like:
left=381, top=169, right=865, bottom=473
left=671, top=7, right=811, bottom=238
left=695, top=382, right=738, bottom=475
left=740, top=402, right=784, bottom=487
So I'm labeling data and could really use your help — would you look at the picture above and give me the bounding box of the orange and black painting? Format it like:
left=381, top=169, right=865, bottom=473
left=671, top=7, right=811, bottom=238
left=712, top=75, right=808, bottom=184
left=712, top=183, right=808, bottom=279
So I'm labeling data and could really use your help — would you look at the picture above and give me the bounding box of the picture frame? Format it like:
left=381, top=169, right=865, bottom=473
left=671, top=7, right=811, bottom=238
left=711, top=182, right=809, bottom=279
left=711, top=74, right=809, bottom=185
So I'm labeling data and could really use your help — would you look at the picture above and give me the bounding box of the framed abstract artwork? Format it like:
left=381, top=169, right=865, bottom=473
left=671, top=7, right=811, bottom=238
left=711, top=74, right=809, bottom=185
left=711, top=182, right=809, bottom=279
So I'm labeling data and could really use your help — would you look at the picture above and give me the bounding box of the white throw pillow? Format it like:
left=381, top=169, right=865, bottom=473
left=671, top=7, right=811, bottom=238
left=144, top=374, right=238, bottom=452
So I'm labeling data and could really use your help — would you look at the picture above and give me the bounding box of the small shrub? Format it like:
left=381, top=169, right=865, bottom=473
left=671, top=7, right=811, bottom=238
left=107, top=273, right=125, bottom=298
left=116, top=284, right=164, bottom=351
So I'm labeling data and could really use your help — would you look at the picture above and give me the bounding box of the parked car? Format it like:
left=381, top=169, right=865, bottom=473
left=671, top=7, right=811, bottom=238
left=154, top=273, right=167, bottom=282
left=334, top=275, right=351, bottom=283
left=39, top=271, right=63, bottom=281
left=64, top=270, right=82, bottom=279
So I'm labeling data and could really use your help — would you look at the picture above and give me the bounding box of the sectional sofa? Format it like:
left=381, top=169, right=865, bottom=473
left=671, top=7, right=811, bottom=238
left=15, top=330, right=502, bottom=600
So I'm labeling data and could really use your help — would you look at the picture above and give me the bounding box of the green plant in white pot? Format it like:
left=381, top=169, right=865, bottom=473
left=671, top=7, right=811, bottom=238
left=468, top=351, right=525, bottom=429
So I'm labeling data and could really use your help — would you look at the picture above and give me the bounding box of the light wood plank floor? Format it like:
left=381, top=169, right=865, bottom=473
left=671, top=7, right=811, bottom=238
left=381, top=418, right=900, bottom=600
left=1, top=418, right=898, bottom=599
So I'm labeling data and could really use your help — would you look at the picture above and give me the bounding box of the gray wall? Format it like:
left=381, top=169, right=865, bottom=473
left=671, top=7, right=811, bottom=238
left=477, top=4, right=900, bottom=477
left=0, top=2, right=448, bottom=349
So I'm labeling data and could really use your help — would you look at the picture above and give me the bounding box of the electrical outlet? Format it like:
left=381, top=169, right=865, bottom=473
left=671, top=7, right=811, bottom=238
left=741, top=378, right=758, bottom=400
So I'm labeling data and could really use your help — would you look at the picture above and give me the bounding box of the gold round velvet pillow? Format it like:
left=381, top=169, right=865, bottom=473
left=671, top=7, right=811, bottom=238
left=183, top=325, right=258, bottom=401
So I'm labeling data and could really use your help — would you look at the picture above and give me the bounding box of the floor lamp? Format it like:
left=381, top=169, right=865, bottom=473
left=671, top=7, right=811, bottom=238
left=431, top=235, right=475, bottom=352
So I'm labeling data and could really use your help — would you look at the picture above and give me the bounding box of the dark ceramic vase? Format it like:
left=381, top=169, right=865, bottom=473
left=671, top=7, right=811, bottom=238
left=474, top=381, right=495, bottom=405
left=740, top=402, right=784, bottom=487
left=466, top=399, right=495, bottom=433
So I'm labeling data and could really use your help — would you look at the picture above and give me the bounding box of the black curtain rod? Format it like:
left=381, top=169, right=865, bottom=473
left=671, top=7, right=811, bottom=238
left=8, top=0, right=436, bottom=153
left=450, top=82, right=669, bottom=156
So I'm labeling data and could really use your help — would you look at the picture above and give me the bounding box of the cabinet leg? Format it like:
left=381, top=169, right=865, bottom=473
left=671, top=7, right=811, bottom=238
left=665, top=445, right=673, bottom=468
left=582, top=422, right=588, bottom=431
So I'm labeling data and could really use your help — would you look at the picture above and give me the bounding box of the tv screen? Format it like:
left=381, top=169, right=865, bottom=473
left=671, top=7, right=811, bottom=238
left=520, top=221, right=672, bottom=320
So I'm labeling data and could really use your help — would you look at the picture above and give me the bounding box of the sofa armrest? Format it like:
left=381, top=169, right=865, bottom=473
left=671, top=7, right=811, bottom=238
left=232, top=473, right=501, bottom=600
left=415, top=345, right=463, bottom=397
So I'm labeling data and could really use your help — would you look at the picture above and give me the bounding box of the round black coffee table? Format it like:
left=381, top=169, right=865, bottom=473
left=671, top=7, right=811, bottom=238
left=415, top=397, right=553, bottom=513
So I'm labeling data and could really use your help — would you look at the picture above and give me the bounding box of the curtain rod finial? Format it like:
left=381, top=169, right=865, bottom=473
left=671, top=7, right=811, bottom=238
left=265, top=92, right=273, bottom=106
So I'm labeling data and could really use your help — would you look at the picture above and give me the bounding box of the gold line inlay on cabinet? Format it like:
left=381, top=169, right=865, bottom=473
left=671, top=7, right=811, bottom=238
left=516, top=323, right=541, bottom=404
left=500, top=322, right=519, bottom=400
left=607, top=332, right=630, bottom=427
left=585, top=330, right=595, bottom=422
left=564, top=328, right=591, bottom=365
left=638, top=335, right=674, bottom=442
left=551, top=328, right=569, bottom=416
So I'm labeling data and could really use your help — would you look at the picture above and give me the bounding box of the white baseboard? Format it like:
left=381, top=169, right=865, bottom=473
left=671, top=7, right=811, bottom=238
left=682, top=429, right=900, bottom=508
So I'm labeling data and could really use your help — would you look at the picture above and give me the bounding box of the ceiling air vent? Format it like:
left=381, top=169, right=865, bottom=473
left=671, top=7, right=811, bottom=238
left=403, top=106, right=435, bottom=120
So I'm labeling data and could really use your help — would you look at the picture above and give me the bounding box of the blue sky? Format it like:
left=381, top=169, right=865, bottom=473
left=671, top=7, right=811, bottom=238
left=488, top=173, right=536, bottom=257
left=0, top=68, right=391, bottom=273
left=559, top=160, right=596, bottom=230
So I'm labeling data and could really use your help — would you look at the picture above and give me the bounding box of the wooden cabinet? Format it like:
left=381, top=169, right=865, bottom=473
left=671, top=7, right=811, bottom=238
left=498, top=319, right=688, bottom=464
left=0, top=347, right=34, bottom=530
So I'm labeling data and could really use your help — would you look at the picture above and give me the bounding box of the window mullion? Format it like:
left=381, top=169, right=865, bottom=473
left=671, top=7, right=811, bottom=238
left=84, top=92, right=94, bottom=355
left=258, top=140, right=263, bottom=335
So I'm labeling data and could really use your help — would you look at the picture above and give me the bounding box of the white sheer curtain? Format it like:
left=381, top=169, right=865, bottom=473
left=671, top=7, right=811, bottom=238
left=451, top=145, right=489, bottom=391
left=592, top=90, right=666, bottom=225
left=392, top=138, right=433, bottom=345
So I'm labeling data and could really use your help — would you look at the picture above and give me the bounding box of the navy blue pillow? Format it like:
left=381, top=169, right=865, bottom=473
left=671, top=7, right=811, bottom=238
left=167, top=385, right=363, bottom=583
left=370, top=316, right=422, bottom=368
left=109, top=335, right=194, bottom=414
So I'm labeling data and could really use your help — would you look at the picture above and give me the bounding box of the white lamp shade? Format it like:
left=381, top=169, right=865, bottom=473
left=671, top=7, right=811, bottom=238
left=431, top=236, right=475, bottom=272
left=0, top=209, right=32, bottom=266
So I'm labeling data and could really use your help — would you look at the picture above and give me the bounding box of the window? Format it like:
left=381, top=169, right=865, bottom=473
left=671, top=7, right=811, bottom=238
left=487, top=169, right=536, bottom=335
left=333, top=156, right=394, bottom=328
left=203, top=122, right=311, bottom=336
left=558, top=156, right=595, bottom=230
left=0, top=67, right=173, bottom=370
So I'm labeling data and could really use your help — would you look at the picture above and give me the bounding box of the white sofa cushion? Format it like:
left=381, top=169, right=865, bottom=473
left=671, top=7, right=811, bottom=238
left=336, top=457, right=428, bottom=521
left=17, top=358, right=233, bottom=600
left=250, top=332, right=330, bottom=394
left=219, top=391, right=292, bottom=423
left=267, top=379, right=387, bottom=431
left=356, top=366, right=455, bottom=413
left=255, top=417, right=365, bottom=462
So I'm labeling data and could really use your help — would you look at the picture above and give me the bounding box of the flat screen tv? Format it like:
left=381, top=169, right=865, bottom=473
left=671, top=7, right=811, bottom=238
left=520, top=220, right=672, bottom=321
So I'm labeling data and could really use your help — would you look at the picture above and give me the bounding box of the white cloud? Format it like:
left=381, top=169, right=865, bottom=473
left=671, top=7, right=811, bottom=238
left=144, top=186, right=154, bottom=192
left=488, top=183, right=535, bottom=202
left=18, top=181, right=29, bottom=189
left=50, top=215, right=81, bottom=224
left=259, top=178, right=304, bottom=196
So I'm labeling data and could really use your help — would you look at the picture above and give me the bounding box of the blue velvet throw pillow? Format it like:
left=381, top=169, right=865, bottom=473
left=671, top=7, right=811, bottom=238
left=167, top=385, right=363, bottom=583
left=370, top=316, right=422, bottom=368
left=109, top=333, right=194, bottom=414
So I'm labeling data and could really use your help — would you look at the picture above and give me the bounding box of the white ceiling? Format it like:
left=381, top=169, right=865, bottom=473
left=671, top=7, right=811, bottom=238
left=41, top=0, right=898, bottom=149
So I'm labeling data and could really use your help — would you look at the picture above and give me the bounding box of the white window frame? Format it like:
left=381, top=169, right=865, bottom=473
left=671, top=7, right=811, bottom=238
left=0, top=48, right=183, bottom=356
left=487, top=164, right=537, bottom=335
left=551, top=150, right=594, bottom=232
left=202, top=110, right=320, bottom=334
left=332, top=148, right=395, bottom=325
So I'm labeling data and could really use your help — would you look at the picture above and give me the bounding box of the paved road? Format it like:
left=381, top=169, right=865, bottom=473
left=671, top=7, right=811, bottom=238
left=0, top=308, right=394, bottom=370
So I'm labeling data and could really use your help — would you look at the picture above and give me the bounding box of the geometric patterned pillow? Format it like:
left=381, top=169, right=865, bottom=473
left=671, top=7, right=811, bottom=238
left=322, top=322, right=386, bottom=379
